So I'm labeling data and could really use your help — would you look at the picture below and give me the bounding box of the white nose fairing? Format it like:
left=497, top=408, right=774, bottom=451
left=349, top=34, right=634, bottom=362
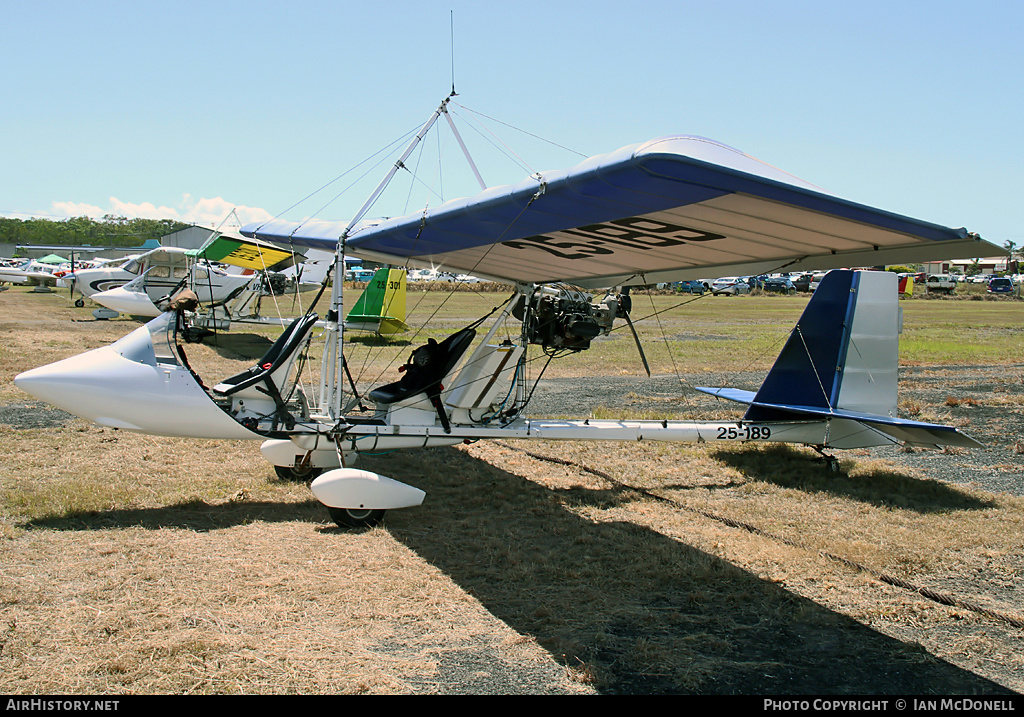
left=14, top=312, right=262, bottom=440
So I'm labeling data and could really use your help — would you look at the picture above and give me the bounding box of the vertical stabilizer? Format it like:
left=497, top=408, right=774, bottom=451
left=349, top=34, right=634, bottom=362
left=743, top=270, right=899, bottom=421
left=694, top=270, right=980, bottom=448
left=345, top=267, right=410, bottom=335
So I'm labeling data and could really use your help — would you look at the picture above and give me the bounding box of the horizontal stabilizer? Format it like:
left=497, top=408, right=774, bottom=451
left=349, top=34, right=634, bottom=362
left=694, top=386, right=982, bottom=448
left=344, top=316, right=410, bottom=335
left=694, top=387, right=756, bottom=405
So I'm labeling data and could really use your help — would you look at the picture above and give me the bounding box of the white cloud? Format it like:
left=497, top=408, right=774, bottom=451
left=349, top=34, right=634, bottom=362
left=178, top=195, right=275, bottom=228
left=49, top=201, right=105, bottom=218
left=107, top=197, right=183, bottom=221
left=48, top=195, right=275, bottom=228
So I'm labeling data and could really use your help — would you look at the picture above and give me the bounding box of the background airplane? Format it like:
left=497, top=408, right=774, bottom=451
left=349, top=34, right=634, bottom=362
left=343, top=267, right=410, bottom=336
left=85, top=233, right=306, bottom=319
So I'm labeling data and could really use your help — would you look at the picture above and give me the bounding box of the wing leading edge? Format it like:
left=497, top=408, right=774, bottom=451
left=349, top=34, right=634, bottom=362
left=242, top=135, right=1001, bottom=288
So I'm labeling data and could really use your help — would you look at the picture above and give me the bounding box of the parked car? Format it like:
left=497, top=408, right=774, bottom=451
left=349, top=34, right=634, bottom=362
left=808, top=271, right=829, bottom=292
left=762, top=276, right=796, bottom=294
left=792, top=273, right=813, bottom=292
left=925, top=274, right=957, bottom=294
left=675, top=280, right=705, bottom=295
left=712, top=276, right=751, bottom=295
left=987, top=277, right=1014, bottom=295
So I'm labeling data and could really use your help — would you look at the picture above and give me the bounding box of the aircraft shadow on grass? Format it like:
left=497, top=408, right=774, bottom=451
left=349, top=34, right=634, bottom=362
left=21, top=498, right=328, bottom=533
left=191, top=332, right=275, bottom=361
left=709, top=444, right=996, bottom=513
left=17, top=445, right=1013, bottom=695
left=377, top=447, right=1011, bottom=695
left=346, top=334, right=413, bottom=348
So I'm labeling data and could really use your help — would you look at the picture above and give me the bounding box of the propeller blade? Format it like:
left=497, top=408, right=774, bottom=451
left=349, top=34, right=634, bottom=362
left=622, top=309, right=651, bottom=377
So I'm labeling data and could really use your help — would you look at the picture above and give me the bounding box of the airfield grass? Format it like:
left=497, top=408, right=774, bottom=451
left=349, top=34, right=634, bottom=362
left=1, top=284, right=1023, bottom=694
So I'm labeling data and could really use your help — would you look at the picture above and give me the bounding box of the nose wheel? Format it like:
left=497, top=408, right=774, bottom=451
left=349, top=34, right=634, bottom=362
left=327, top=506, right=386, bottom=529
left=274, top=464, right=324, bottom=483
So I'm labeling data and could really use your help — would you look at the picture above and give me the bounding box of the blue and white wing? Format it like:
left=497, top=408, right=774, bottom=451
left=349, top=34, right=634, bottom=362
left=242, top=135, right=998, bottom=288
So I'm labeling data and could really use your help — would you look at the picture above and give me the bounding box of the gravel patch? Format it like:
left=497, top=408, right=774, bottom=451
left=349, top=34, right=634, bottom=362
left=0, top=401, right=76, bottom=430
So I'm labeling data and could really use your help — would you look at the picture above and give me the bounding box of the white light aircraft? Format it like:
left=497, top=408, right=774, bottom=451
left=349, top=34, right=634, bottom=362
left=72, top=244, right=255, bottom=313
left=0, top=258, right=66, bottom=287
left=15, top=96, right=1005, bottom=529
left=88, top=232, right=317, bottom=340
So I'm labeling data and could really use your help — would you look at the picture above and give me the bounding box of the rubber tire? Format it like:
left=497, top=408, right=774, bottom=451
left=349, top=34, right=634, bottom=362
left=274, top=464, right=324, bottom=483
left=182, top=327, right=204, bottom=344
left=328, top=506, right=386, bottom=529
left=74, top=299, right=85, bottom=308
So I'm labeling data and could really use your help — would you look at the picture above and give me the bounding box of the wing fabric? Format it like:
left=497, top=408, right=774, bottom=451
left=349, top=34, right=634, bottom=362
left=242, top=135, right=999, bottom=288
left=191, top=231, right=302, bottom=272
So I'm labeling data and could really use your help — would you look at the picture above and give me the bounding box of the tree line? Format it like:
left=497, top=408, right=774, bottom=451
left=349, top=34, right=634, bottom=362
left=0, top=215, right=190, bottom=249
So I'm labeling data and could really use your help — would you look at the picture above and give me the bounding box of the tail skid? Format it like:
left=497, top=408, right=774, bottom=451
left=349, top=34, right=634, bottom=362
left=696, top=270, right=982, bottom=449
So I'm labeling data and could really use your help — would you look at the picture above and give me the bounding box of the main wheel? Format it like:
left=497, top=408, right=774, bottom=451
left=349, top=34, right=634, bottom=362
left=274, top=463, right=323, bottom=483
left=328, top=506, right=386, bottom=529
left=74, top=298, right=85, bottom=308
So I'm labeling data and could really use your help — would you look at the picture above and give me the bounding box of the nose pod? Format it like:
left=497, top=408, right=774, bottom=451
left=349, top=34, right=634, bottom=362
left=15, top=318, right=260, bottom=440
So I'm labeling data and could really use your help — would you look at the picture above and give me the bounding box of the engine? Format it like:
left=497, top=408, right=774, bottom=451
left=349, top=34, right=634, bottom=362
left=519, top=285, right=624, bottom=352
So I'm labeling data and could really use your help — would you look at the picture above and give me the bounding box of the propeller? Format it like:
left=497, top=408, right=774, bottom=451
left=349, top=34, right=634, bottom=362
left=618, top=288, right=651, bottom=377
left=67, top=252, right=80, bottom=305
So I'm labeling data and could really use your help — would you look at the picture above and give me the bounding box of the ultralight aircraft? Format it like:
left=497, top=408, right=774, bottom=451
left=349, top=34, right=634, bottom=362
left=15, top=94, right=1004, bottom=528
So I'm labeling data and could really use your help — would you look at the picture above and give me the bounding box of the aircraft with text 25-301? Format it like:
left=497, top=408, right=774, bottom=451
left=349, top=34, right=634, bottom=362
left=15, top=94, right=1005, bottom=528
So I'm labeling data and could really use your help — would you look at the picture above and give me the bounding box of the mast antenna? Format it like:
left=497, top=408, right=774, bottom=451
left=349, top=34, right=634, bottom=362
left=450, top=10, right=456, bottom=95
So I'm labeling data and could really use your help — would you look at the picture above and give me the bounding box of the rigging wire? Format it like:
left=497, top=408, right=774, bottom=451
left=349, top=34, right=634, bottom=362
left=603, top=262, right=812, bottom=399
left=450, top=102, right=588, bottom=162
left=307, top=130, right=423, bottom=223
left=637, top=278, right=697, bottom=414
left=264, top=126, right=422, bottom=224
left=442, top=105, right=535, bottom=176
left=345, top=144, right=547, bottom=395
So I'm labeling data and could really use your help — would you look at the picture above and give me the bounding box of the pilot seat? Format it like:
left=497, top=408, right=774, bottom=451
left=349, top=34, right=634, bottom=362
left=212, top=312, right=319, bottom=430
left=368, top=327, right=477, bottom=433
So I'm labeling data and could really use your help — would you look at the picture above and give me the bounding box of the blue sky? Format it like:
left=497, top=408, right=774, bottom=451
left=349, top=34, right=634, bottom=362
left=3, top=0, right=1020, bottom=249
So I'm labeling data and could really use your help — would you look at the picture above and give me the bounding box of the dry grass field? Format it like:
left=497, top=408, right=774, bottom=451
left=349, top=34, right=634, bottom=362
left=1, top=282, right=1022, bottom=694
